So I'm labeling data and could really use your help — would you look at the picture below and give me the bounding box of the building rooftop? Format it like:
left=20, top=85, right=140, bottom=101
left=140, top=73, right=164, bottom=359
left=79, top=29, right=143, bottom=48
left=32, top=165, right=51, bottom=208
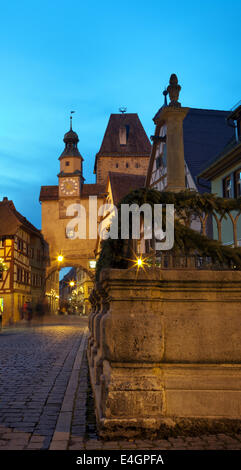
left=0, top=198, right=41, bottom=238
left=183, top=108, right=235, bottom=191
left=39, top=183, right=106, bottom=201
left=94, top=113, right=151, bottom=173
left=108, top=172, right=146, bottom=205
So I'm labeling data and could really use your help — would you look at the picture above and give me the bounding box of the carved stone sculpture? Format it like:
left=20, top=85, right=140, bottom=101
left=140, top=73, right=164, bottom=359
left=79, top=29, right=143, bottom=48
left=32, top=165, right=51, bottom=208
left=167, top=74, right=181, bottom=107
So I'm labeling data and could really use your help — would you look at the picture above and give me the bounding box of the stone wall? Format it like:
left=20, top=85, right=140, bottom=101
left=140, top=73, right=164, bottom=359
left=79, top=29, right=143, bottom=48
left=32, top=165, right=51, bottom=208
left=96, top=156, right=150, bottom=185
left=88, top=268, right=241, bottom=437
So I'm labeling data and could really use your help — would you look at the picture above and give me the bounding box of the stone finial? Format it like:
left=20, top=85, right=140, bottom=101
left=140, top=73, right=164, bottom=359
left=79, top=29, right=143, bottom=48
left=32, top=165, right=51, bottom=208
left=167, top=74, right=181, bottom=107
left=163, top=89, right=168, bottom=107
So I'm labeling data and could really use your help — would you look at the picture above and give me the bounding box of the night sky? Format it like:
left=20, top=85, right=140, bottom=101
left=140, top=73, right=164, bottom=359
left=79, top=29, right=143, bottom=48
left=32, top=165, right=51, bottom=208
left=0, top=0, right=240, bottom=229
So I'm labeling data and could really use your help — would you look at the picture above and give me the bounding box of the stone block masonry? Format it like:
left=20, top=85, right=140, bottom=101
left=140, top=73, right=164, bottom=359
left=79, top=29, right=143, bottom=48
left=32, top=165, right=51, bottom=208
left=88, top=268, right=241, bottom=438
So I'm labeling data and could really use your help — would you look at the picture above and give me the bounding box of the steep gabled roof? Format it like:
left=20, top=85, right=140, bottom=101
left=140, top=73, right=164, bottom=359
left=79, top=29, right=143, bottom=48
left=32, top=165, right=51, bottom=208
left=81, top=184, right=106, bottom=196
left=108, top=172, right=146, bottom=205
left=198, top=139, right=241, bottom=180
left=183, top=108, right=235, bottom=192
left=39, top=186, right=59, bottom=201
left=0, top=199, right=41, bottom=237
left=94, top=113, right=151, bottom=172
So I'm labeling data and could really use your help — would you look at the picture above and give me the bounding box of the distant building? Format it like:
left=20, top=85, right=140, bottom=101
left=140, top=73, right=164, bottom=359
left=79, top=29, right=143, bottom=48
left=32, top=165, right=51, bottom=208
left=39, top=113, right=151, bottom=314
left=0, top=197, right=46, bottom=325
left=94, top=113, right=151, bottom=185
left=59, top=267, right=77, bottom=302
left=59, top=266, right=93, bottom=315
left=39, top=122, right=107, bottom=281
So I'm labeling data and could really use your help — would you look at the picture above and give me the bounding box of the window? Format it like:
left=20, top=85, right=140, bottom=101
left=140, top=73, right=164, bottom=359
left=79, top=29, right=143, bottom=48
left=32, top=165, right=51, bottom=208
left=65, top=161, right=70, bottom=166
left=66, top=227, right=75, bottom=239
left=223, top=175, right=232, bottom=198
left=31, top=273, right=37, bottom=286
left=119, top=125, right=129, bottom=145
left=126, top=162, right=129, bottom=168
left=116, top=163, right=119, bottom=168
left=17, top=267, right=23, bottom=282
left=135, top=162, right=140, bottom=168
left=17, top=239, right=24, bottom=252
left=24, top=271, right=30, bottom=284
left=156, top=156, right=161, bottom=169
left=234, top=169, right=241, bottom=198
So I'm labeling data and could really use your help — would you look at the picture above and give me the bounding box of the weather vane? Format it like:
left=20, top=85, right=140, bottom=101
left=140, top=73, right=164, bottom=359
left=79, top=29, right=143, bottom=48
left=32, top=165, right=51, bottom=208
left=70, top=110, right=75, bottom=129
left=119, top=106, right=127, bottom=114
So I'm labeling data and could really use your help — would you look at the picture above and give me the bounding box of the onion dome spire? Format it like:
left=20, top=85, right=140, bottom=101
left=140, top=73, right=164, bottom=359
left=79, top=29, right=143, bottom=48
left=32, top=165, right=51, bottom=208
left=59, top=112, right=83, bottom=160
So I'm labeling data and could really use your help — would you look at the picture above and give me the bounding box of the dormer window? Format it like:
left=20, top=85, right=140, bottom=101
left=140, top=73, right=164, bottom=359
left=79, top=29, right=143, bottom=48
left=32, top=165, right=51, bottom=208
left=119, top=125, right=130, bottom=145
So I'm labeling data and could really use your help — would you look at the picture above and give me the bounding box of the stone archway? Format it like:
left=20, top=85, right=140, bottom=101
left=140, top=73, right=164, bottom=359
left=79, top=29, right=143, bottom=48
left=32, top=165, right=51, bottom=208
left=45, top=257, right=95, bottom=316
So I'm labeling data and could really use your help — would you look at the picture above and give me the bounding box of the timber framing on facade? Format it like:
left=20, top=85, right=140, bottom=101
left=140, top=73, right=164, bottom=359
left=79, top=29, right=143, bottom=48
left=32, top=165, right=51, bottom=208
left=0, top=198, right=46, bottom=325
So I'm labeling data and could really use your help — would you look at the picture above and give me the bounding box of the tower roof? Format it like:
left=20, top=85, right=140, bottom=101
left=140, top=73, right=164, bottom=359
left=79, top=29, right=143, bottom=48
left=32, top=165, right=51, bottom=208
left=63, top=129, right=79, bottom=144
left=94, top=113, right=151, bottom=172
left=59, top=125, right=83, bottom=160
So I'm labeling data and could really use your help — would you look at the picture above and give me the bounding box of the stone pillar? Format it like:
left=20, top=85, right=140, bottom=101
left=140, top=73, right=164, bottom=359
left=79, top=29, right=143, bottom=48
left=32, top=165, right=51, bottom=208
left=157, top=106, right=189, bottom=192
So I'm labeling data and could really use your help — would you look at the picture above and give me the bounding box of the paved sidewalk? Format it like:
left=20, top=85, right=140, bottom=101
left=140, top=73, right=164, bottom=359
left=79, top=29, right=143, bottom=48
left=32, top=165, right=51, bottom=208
left=0, top=315, right=241, bottom=451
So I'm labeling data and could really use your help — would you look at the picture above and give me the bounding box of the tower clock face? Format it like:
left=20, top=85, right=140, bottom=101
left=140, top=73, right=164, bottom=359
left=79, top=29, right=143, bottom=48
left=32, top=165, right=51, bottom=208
left=60, top=177, right=79, bottom=196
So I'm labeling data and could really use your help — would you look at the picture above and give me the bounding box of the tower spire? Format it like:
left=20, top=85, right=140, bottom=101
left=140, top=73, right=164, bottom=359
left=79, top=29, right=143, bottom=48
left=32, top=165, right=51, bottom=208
left=70, top=110, right=75, bottom=130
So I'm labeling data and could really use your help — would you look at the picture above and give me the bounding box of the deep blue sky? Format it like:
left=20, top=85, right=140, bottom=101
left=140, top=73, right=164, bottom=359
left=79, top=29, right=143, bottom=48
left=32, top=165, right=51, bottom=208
left=0, top=0, right=240, bottom=229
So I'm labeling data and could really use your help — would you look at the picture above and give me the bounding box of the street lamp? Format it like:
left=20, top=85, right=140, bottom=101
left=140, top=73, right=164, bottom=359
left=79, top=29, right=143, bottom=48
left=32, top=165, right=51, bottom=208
left=57, top=255, right=64, bottom=263
left=69, top=281, right=75, bottom=287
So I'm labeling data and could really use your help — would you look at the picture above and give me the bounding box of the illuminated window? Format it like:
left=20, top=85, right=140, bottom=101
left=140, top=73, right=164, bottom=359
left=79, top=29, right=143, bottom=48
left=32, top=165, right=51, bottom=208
left=89, top=260, right=96, bottom=269
left=66, top=228, right=75, bottom=239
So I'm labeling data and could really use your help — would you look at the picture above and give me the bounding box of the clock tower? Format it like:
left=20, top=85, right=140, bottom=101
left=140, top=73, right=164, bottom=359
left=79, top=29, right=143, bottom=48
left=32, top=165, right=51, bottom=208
left=58, top=119, right=84, bottom=198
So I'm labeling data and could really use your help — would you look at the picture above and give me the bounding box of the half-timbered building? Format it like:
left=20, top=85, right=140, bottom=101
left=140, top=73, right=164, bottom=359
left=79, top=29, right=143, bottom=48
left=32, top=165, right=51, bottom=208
left=0, top=197, right=46, bottom=325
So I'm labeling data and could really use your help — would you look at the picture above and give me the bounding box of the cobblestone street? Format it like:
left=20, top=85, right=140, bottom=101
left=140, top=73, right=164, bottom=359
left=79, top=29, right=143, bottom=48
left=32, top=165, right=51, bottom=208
left=0, top=315, right=241, bottom=451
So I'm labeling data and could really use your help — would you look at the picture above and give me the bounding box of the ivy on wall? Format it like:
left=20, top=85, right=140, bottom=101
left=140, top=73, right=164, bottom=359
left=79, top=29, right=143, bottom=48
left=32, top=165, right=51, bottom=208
left=96, top=188, right=241, bottom=280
